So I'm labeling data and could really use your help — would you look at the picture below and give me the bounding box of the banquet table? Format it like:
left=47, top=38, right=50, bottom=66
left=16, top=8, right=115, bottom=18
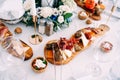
left=1, top=2, right=120, bottom=80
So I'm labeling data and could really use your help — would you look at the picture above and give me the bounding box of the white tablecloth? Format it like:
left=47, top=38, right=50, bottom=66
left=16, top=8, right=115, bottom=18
left=1, top=6, right=120, bottom=80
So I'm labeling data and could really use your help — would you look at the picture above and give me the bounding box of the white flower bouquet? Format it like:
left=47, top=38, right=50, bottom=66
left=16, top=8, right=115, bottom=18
left=37, top=5, right=73, bottom=31
left=22, top=0, right=76, bottom=31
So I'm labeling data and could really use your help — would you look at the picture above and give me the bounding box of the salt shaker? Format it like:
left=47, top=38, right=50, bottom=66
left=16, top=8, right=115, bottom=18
left=38, top=19, right=46, bottom=34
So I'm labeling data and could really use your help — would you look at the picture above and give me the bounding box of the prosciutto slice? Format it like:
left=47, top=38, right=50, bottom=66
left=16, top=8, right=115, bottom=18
left=0, top=23, right=8, bottom=39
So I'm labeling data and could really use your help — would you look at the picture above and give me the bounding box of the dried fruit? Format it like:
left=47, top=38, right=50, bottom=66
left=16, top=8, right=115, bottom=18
left=85, top=0, right=95, bottom=9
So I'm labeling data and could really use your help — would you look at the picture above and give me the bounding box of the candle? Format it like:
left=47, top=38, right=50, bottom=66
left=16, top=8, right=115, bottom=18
left=31, top=0, right=37, bottom=16
left=30, top=0, right=39, bottom=45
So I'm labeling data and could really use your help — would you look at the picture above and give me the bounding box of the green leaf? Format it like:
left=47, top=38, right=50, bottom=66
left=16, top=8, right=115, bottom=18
left=58, top=0, right=64, bottom=6
left=43, top=60, right=47, bottom=65
left=35, top=66, right=39, bottom=70
left=64, top=13, right=73, bottom=19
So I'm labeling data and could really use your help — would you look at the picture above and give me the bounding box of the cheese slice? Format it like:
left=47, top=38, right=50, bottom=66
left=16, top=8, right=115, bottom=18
left=35, top=59, right=46, bottom=68
left=81, top=32, right=89, bottom=47
left=64, top=49, right=72, bottom=58
left=60, top=50, right=67, bottom=60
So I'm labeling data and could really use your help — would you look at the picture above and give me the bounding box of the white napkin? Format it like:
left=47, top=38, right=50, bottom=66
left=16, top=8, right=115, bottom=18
left=74, top=75, right=93, bottom=80
left=72, top=73, right=96, bottom=80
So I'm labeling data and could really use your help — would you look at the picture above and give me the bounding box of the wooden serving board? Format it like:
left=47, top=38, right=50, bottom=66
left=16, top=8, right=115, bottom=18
left=44, top=24, right=110, bottom=65
left=74, top=0, right=102, bottom=20
left=44, top=40, right=92, bottom=65
left=0, top=21, right=33, bottom=60
left=20, top=40, right=33, bottom=60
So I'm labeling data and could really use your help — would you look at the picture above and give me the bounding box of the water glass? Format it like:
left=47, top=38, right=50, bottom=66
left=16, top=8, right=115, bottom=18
left=1, top=36, right=25, bottom=60
left=109, top=59, right=120, bottom=80
left=103, top=58, right=120, bottom=80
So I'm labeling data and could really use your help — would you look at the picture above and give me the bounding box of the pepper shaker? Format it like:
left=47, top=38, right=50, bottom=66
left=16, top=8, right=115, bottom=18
left=45, top=21, right=54, bottom=36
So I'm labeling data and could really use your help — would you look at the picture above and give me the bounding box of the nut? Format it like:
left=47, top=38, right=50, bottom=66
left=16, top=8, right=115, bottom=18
left=14, top=27, right=22, bottom=34
left=86, top=19, right=92, bottom=24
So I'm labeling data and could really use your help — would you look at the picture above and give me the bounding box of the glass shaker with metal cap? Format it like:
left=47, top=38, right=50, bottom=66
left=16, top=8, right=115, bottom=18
left=45, top=20, right=54, bottom=36
left=38, top=19, right=46, bottom=34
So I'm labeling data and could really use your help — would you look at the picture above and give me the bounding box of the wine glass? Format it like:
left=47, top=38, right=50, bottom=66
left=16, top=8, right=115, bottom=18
left=84, top=24, right=120, bottom=78
left=93, top=31, right=120, bottom=63
left=85, top=63, right=102, bottom=77
left=102, top=58, right=120, bottom=80
left=1, top=36, right=25, bottom=60
left=0, top=37, right=27, bottom=80
left=0, top=65, right=27, bottom=80
left=116, top=0, right=120, bottom=12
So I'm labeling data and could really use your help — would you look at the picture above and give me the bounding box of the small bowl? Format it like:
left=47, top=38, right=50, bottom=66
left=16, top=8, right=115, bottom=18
left=78, top=11, right=89, bottom=20
left=100, top=41, right=113, bottom=53
left=31, top=57, right=48, bottom=73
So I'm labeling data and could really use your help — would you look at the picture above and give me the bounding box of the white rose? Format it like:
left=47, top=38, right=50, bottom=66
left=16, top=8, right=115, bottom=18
left=58, top=16, right=64, bottom=23
left=53, top=8, right=59, bottom=16
left=40, top=7, right=53, bottom=18
left=58, top=10, right=63, bottom=15
left=62, top=0, right=77, bottom=12
left=59, top=5, right=71, bottom=13
left=61, top=0, right=66, bottom=2
left=23, top=0, right=31, bottom=11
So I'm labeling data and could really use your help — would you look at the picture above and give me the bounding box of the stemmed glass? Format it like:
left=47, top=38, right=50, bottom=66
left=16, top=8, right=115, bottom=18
left=84, top=29, right=120, bottom=80
left=101, top=58, right=120, bottom=80
left=85, top=62, right=102, bottom=77
left=1, top=36, right=25, bottom=60
left=0, top=65, right=27, bottom=80
left=0, top=36, right=27, bottom=80
left=84, top=22, right=120, bottom=78
left=81, top=22, right=103, bottom=78
left=93, top=31, right=120, bottom=63
left=103, top=0, right=120, bottom=22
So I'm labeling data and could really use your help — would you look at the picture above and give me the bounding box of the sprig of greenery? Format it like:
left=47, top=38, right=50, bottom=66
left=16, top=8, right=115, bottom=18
left=64, top=13, right=73, bottom=19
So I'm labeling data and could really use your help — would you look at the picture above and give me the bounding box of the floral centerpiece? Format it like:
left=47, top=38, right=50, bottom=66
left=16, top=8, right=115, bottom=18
left=36, top=5, right=73, bottom=31
left=22, top=0, right=77, bottom=31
